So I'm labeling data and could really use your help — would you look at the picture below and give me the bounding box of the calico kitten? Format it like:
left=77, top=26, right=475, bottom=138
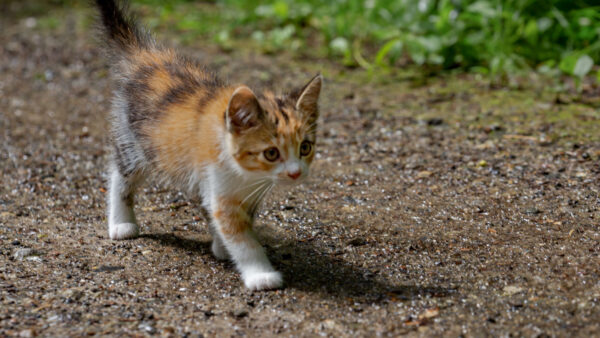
left=95, top=0, right=322, bottom=290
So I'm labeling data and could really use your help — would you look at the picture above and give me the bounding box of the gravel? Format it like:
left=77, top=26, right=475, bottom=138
left=1, top=4, right=599, bottom=336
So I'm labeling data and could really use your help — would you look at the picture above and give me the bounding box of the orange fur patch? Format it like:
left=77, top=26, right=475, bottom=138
left=147, top=67, right=175, bottom=96
left=122, top=46, right=318, bottom=178
left=213, top=197, right=252, bottom=237
left=146, top=87, right=234, bottom=174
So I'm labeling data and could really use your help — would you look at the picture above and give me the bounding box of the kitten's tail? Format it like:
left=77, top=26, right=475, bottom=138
left=95, top=0, right=153, bottom=54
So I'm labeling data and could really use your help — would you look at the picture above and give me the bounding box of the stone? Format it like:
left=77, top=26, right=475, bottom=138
left=14, top=248, right=41, bottom=260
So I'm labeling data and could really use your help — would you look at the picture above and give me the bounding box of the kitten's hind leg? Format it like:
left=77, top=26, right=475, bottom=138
left=108, top=166, right=140, bottom=240
left=210, top=225, right=229, bottom=260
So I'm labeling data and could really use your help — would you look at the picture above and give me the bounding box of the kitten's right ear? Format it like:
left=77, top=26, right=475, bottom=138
left=226, top=86, right=263, bottom=134
left=295, top=74, right=322, bottom=116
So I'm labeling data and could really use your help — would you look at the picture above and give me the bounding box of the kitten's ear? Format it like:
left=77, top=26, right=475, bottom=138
left=295, top=74, right=322, bottom=115
left=226, top=86, right=263, bottom=134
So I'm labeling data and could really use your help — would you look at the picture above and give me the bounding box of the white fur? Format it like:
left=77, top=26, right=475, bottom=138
left=107, top=166, right=140, bottom=240
left=202, top=162, right=283, bottom=290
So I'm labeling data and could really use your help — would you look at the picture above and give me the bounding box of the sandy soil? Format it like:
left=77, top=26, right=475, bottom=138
left=1, top=4, right=599, bottom=337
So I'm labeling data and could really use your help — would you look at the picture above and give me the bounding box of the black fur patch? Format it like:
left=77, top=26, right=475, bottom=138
left=158, top=58, right=224, bottom=110
left=159, top=82, right=198, bottom=108
left=95, top=0, right=153, bottom=53
left=275, top=98, right=290, bottom=123
left=124, top=80, right=152, bottom=134
left=197, top=86, right=217, bottom=113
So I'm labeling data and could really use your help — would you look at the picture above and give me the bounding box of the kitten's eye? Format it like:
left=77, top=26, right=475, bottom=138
left=263, top=147, right=280, bottom=162
left=299, top=140, right=312, bottom=157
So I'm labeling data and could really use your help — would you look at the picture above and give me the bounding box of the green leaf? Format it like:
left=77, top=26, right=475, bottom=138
left=471, top=66, right=489, bottom=75
left=467, top=1, right=497, bottom=18
left=251, top=31, right=265, bottom=42
left=405, top=38, right=426, bottom=65
left=490, top=56, right=503, bottom=76
left=269, top=25, right=295, bottom=47
left=272, top=1, right=289, bottom=20
left=419, top=36, right=442, bottom=53
left=559, top=53, right=580, bottom=75
left=428, top=53, right=444, bottom=65
left=524, top=20, right=537, bottom=40
left=330, top=37, right=349, bottom=55
left=537, top=17, right=552, bottom=32
left=573, top=54, right=593, bottom=79
left=255, top=5, right=274, bottom=18
left=374, top=38, right=402, bottom=66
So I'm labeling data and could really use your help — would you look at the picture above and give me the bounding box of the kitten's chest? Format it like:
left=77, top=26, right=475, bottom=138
left=203, top=166, right=272, bottom=207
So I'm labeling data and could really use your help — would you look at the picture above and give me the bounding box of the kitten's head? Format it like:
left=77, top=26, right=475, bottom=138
left=225, top=74, right=322, bottom=185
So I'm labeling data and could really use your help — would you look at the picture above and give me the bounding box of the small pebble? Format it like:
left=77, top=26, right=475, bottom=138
left=233, top=308, right=249, bottom=318
left=14, top=248, right=37, bottom=260
left=92, top=265, right=124, bottom=273
left=503, top=285, right=524, bottom=296
left=523, top=208, right=541, bottom=215
left=138, top=322, right=156, bottom=334
left=417, top=170, right=433, bottom=179
left=61, top=288, right=84, bottom=300
left=19, top=329, right=35, bottom=338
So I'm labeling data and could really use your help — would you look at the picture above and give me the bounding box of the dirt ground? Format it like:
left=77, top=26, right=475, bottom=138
left=1, top=4, right=600, bottom=337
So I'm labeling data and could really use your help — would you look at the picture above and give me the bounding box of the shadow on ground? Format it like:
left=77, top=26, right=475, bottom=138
left=141, top=232, right=457, bottom=303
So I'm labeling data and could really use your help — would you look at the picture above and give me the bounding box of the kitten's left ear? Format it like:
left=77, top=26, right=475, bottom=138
left=296, top=74, right=322, bottom=115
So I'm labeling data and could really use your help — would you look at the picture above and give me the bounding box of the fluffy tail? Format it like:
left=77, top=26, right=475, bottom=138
left=95, top=0, right=152, bottom=53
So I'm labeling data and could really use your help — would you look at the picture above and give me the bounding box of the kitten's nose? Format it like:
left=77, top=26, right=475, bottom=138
left=287, top=171, right=301, bottom=180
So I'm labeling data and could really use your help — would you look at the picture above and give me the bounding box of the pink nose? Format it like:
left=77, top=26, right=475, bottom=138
left=287, top=171, right=301, bottom=180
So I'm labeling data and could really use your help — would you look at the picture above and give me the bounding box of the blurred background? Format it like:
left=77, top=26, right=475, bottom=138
left=2, top=0, right=600, bottom=91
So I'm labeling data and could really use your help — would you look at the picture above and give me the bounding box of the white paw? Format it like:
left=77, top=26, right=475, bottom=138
left=243, top=271, right=283, bottom=291
left=109, top=222, right=139, bottom=240
left=211, top=240, right=229, bottom=260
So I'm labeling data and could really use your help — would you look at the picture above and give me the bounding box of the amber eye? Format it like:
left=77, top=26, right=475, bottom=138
left=263, top=147, right=280, bottom=162
left=299, top=141, right=312, bottom=157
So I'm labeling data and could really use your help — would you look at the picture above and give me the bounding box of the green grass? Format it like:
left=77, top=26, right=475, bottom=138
left=9, top=0, right=600, bottom=87
left=130, top=0, right=600, bottom=87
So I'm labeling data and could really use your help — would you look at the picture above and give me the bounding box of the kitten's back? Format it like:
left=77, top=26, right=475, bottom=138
left=97, top=0, right=232, bottom=182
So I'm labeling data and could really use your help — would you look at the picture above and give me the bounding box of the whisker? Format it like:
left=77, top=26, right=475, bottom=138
left=240, top=184, right=266, bottom=207
left=233, top=178, right=268, bottom=195
left=241, top=181, right=269, bottom=206
left=247, top=184, right=271, bottom=215
left=249, top=183, right=273, bottom=215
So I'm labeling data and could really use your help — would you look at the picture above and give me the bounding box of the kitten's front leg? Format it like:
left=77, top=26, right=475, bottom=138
left=210, top=197, right=282, bottom=290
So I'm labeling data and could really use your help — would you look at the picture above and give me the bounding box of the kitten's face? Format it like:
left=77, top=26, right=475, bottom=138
left=226, top=75, right=322, bottom=185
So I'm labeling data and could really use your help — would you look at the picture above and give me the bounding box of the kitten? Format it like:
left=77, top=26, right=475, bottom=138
left=95, top=0, right=322, bottom=290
